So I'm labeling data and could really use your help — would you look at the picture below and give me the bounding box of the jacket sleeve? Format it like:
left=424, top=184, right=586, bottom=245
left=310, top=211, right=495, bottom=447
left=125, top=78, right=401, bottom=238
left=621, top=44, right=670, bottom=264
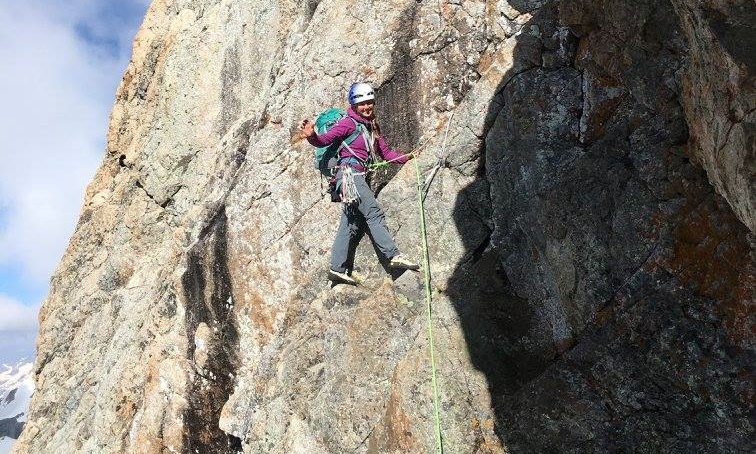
left=306, top=118, right=356, bottom=147
left=376, top=135, right=411, bottom=164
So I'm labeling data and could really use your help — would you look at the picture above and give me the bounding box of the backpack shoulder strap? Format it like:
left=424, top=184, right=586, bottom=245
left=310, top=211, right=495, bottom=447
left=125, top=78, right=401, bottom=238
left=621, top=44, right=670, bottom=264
left=338, top=118, right=368, bottom=164
left=341, top=118, right=362, bottom=146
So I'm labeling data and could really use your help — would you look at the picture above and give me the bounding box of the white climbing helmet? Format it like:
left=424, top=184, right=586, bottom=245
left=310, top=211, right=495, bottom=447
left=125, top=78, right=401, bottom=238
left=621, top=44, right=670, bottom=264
left=348, top=82, right=375, bottom=105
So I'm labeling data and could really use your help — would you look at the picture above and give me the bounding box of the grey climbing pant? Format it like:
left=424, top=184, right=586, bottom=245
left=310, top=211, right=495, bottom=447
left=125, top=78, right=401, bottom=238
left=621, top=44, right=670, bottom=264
left=330, top=170, right=399, bottom=273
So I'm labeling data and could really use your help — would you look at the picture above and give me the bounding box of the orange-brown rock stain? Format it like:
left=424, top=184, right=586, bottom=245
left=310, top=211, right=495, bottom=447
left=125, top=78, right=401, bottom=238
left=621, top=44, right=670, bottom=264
left=129, top=355, right=169, bottom=454
left=366, top=376, right=422, bottom=454
left=115, top=395, right=138, bottom=428
left=239, top=289, right=276, bottom=340
left=228, top=240, right=278, bottom=340
left=470, top=417, right=507, bottom=453
left=663, top=196, right=754, bottom=348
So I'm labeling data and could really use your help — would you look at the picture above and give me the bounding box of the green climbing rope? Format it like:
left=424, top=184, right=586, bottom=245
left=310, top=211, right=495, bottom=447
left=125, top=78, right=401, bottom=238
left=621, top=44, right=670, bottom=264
left=366, top=137, right=431, bottom=173
left=362, top=135, right=444, bottom=452
left=414, top=157, right=444, bottom=453
left=366, top=151, right=415, bottom=172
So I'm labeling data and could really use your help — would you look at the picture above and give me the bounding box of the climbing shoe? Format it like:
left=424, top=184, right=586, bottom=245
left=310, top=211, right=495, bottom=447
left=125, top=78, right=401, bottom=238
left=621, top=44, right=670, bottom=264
left=389, top=254, right=420, bottom=270
left=328, top=269, right=358, bottom=286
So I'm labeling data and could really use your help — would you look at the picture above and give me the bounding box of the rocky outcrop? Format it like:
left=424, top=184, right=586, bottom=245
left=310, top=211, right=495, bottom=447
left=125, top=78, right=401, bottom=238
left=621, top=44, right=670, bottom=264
left=13, top=0, right=754, bottom=453
left=672, top=0, right=755, bottom=232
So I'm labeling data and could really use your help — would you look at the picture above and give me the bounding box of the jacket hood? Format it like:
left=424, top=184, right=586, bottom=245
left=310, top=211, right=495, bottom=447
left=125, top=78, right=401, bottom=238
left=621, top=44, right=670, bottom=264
left=348, top=107, right=373, bottom=125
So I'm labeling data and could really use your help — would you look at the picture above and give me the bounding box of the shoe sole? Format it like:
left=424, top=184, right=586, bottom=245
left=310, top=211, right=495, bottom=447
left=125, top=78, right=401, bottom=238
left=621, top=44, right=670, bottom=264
left=390, top=263, right=420, bottom=270
left=328, top=271, right=358, bottom=286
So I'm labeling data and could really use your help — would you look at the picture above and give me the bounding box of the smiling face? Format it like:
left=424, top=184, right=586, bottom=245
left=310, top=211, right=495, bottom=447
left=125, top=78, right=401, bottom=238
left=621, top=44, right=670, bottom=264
left=353, top=99, right=375, bottom=119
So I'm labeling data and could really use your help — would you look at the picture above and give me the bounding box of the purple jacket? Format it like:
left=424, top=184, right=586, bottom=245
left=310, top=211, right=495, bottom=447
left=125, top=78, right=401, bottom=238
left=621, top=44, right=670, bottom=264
left=307, top=108, right=410, bottom=171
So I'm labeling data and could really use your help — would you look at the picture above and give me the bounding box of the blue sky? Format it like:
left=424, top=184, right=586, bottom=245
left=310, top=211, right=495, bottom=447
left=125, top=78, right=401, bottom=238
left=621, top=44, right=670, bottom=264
left=0, top=0, right=151, bottom=363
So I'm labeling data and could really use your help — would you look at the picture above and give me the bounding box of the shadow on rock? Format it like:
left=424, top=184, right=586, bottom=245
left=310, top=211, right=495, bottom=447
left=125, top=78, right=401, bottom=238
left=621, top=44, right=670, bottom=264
left=447, top=0, right=754, bottom=452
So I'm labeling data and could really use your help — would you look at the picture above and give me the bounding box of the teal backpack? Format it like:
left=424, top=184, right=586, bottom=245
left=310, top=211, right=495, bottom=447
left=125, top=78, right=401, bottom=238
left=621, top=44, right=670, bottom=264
left=313, top=108, right=366, bottom=176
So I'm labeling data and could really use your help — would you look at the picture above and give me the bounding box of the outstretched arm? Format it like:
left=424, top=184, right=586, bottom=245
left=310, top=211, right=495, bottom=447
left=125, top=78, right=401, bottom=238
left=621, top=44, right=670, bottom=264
left=376, top=135, right=412, bottom=164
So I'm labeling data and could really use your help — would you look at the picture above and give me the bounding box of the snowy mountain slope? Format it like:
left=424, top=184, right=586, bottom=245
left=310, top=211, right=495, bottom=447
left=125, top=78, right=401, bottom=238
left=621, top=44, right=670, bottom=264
left=0, top=360, right=34, bottom=454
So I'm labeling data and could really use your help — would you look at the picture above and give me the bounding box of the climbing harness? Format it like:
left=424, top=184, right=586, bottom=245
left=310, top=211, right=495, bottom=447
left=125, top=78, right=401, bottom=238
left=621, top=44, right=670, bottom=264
left=334, top=126, right=374, bottom=205
left=314, top=112, right=376, bottom=202
left=314, top=106, right=451, bottom=451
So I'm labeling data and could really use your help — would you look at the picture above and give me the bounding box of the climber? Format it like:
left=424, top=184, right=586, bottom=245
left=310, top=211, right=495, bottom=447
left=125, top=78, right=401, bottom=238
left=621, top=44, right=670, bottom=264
left=299, top=82, right=420, bottom=285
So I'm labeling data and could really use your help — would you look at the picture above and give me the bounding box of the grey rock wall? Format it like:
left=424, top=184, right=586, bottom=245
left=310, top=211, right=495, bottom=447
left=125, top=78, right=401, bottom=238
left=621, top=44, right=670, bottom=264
left=13, top=0, right=754, bottom=453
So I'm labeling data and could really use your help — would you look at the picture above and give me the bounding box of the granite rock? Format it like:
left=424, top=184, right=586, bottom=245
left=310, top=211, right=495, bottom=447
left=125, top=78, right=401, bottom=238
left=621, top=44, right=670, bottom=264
left=13, top=0, right=754, bottom=453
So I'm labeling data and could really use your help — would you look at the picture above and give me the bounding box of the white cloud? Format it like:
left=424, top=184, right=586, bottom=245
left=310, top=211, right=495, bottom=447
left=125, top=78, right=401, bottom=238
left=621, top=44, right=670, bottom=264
left=0, top=0, right=147, bottom=287
left=0, top=329, right=37, bottom=366
left=0, top=295, right=39, bottom=333
left=0, top=0, right=148, bottom=368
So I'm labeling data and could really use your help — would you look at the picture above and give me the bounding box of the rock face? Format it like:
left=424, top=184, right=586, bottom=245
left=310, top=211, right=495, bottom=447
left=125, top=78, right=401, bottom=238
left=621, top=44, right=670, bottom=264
left=13, top=1, right=754, bottom=453
left=671, top=0, right=755, bottom=232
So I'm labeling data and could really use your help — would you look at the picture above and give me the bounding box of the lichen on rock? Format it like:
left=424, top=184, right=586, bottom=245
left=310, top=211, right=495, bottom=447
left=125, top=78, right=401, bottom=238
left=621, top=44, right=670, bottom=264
left=12, top=0, right=754, bottom=453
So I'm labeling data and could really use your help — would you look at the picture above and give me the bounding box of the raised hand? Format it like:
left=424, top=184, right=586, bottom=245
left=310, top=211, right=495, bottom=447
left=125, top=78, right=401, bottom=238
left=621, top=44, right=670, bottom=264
left=299, top=119, right=315, bottom=138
